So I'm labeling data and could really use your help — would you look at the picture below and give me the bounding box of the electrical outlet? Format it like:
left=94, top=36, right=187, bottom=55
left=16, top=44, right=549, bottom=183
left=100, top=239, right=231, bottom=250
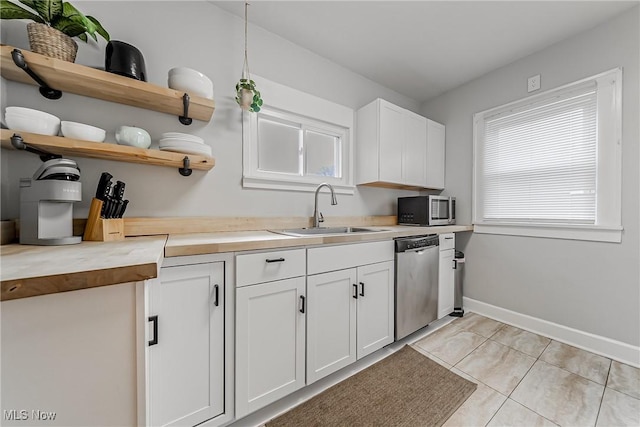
left=528, top=74, right=541, bottom=92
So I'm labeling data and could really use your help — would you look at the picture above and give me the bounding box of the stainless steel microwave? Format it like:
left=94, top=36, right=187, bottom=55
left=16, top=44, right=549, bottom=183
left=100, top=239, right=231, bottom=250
left=397, top=195, right=456, bottom=226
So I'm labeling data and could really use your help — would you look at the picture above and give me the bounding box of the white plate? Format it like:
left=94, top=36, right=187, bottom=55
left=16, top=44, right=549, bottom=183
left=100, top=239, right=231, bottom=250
left=161, top=132, right=204, bottom=143
left=160, top=144, right=212, bottom=156
left=159, top=138, right=206, bottom=149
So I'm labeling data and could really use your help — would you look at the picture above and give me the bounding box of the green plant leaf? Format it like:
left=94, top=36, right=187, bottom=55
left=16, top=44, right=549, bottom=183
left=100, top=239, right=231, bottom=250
left=52, top=15, right=86, bottom=38
left=17, top=0, right=36, bottom=11
left=61, top=2, right=94, bottom=33
left=33, top=0, right=62, bottom=22
left=0, top=0, right=43, bottom=21
left=77, top=32, right=87, bottom=42
left=253, top=105, right=261, bottom=112
left=257, top=99, right=263, bottom=106
left=87, top=15, right=108, bottom=41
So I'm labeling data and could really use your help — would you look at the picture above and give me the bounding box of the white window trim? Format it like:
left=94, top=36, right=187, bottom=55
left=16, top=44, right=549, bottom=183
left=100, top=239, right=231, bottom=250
left=242, top=75, right=355, bottom=195
left=472, top=68, right=623, bottom=243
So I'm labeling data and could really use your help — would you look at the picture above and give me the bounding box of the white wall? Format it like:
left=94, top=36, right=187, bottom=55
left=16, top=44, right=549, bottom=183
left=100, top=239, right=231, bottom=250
left=0, top=1, right=422, bottom=221
left=422, top=7, right=640, bottom=347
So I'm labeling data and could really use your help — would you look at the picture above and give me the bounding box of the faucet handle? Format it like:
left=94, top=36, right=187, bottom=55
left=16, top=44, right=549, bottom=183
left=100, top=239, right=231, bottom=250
left=318, top=212, right=324, bottom=223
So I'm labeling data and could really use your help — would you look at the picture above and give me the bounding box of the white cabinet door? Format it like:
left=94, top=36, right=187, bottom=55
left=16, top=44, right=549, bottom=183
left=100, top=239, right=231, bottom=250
left=378, top=101, right=404, bottom=184
left=426, top=119, right=446, bottom=190
left=306, top=268, right=357, bottom=384
left=438, top=249, right=455, bottom=319
left=148, top=262, right=224, bottom=427
left=236, top=277, right=306, bottom=418
left=403, top=112, right=428, bottom=187
left=356, top=261, right=395, bottom=359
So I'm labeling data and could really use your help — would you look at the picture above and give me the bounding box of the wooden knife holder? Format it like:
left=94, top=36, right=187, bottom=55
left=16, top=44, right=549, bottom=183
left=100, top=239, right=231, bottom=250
left=83, top=198, right=125, bottom=242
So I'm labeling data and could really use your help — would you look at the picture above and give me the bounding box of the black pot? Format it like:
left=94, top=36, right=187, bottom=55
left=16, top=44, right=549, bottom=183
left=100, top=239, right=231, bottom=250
left=105, top=40, right=147, bottom=81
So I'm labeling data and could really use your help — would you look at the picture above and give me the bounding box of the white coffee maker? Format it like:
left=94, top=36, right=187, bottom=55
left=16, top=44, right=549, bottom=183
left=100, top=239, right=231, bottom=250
left=19, top=158, right=82, bottom=245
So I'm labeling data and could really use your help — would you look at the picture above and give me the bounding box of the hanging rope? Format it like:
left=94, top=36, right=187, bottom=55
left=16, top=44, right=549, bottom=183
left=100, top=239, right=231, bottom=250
left=242, top=1, right=250, bottom=80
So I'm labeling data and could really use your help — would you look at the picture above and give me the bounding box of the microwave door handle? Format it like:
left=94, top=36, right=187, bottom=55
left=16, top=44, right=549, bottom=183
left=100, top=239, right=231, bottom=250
left=448, top=198, right=453, bottom=223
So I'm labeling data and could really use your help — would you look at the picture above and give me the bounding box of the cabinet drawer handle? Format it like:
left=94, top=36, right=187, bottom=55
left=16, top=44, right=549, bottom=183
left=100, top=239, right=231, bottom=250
left=299, top=295, right=306, bottom=313
left=148, top=315, right=158, bottom=346
left=214, top=284, right=219, bottom=307
left=265, top=257, right=285, bottom=263
left=444, top=237, right=454, bottom=240
left=359, top=282, right=365, bottom=297
left=353, top=284, right=358, bottom=299
left=453, top=259, right=458, bottom=270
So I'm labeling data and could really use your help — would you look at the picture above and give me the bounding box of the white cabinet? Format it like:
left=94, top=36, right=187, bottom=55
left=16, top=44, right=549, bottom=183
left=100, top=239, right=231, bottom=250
left=438, top=233, right=455, bottom=319
left=306, top=242, right=394, bottom=384
left=426, top=119, right=446, bottom=190
left=356, top=98, right=444, bottom=189
left=147, top=261, right=226, bottom=427
left=235, top=250, right=306, bottom=418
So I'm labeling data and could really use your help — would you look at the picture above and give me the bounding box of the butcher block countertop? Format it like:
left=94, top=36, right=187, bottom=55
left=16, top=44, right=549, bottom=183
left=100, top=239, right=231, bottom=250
left=1, top=224, right=472, bottom=301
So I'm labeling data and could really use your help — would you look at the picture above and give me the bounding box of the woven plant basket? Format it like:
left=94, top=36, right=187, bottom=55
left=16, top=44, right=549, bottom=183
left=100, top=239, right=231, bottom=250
left=27, top=23, right=78, bottom=62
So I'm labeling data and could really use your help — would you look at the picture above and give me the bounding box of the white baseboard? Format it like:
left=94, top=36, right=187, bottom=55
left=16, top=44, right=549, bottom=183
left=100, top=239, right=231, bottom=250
left=464, top=297, right=640, bottom=368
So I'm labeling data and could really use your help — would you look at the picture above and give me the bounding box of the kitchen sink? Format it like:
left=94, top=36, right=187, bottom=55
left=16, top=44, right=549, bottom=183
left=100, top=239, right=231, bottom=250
left=271, top=226, right=384, bottom=237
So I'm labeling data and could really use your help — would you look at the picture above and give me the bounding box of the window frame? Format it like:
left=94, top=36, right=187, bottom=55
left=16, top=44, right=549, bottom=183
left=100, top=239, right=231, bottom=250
left=472, top=68, right=623, bottom=243
left=242, top=76, right=355, bottom=194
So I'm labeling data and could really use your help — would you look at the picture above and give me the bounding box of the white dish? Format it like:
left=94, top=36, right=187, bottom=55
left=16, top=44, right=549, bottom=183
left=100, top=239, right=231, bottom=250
left=159, top=138, right=204, bottom=148
left=116, top=126, right=151, bottom=149
left=160, top=144, right=212, bottom=157
left=61, top=121, right=106, bottom=142
left=161, top=132, right=204, bottom=143
left=168, top=67, right=214, bottom=99
left=5, top=107, right=60, bottom=136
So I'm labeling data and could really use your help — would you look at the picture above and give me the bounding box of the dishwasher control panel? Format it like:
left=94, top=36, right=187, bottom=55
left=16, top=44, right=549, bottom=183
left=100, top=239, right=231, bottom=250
left=395, top=234, right=439, bottom=252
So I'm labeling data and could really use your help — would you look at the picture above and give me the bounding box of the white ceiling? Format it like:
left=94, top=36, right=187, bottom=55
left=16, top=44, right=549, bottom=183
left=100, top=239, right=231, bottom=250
left=211, top=1, right=638, bottom=103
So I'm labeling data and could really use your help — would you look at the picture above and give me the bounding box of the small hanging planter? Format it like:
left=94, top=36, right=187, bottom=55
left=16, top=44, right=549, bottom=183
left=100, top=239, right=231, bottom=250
left=235, top=2, right=263, bottom=113
left=235, top=78, right=263, bottom=112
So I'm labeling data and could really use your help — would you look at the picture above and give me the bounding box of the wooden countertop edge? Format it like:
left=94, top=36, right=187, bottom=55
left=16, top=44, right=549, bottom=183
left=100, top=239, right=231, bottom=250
left=1, top=261, right=158, bottom=301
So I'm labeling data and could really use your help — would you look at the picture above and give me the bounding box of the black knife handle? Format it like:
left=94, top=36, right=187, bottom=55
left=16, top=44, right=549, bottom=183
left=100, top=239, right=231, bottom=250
left=96, top=172, right=113, bottom=200
left=113, top=180, right=126, bottom=200
left=119, top=200, right=129, bottom=218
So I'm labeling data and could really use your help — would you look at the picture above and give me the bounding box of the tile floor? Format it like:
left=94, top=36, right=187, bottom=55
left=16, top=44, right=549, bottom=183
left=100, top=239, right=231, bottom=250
left=411, top=312, right=640, bottom=427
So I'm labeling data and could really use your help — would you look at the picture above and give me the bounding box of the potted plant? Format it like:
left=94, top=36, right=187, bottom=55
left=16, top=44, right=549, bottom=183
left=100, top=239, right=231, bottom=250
left=0, top=0, right=109, bottom=63
left=235, top=78, right=263, bottom=113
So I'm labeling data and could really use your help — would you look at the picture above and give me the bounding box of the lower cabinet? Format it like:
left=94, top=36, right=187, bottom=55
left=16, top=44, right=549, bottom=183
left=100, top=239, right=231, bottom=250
left=306, top=261, right=395, bottom=384
left=235, top=276, right=306, bottom=419
left=145, top=255, right=232, bottom=427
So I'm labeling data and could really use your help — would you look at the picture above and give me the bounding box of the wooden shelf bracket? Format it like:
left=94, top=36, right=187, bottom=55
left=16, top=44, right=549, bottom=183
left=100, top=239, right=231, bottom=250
left=11, top=48, right=62, bottom=100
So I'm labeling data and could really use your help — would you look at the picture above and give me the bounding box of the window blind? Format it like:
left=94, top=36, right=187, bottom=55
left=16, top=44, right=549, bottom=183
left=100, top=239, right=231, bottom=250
left=480, top=86, right=597, bottom=224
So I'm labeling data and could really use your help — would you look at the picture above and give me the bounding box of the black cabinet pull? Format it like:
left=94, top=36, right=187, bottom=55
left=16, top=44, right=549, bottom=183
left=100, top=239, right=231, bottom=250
left=214, top=284, right=219, bottom=307
left=265, top=257, right=285, bottom=263
left=299, top=295, right=306, bottom=313
left=359, top=282, right=365, bottom=297
left=148, top=315, right=158, bottom=346
left=452, top=259, right=458, bottom=270
left=353, top=283, right=358, bottom=299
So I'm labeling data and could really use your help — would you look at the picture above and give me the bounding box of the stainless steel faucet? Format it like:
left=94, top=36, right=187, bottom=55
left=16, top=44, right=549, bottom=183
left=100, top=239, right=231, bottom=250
left=313, top=183, right=337, bottom=228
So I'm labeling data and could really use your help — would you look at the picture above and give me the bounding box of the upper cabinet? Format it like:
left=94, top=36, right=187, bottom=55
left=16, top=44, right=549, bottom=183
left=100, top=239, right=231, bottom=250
left=356, top=98, right=445, bottom=190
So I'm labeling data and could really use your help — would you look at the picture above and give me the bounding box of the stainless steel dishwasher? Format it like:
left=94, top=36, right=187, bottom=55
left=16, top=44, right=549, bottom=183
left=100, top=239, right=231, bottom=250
left=394, top=234, right=439, bottom=340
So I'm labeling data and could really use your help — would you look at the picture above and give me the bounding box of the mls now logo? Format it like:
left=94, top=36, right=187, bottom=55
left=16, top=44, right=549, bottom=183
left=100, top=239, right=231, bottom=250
left=4, top=409, right=57, bottom=421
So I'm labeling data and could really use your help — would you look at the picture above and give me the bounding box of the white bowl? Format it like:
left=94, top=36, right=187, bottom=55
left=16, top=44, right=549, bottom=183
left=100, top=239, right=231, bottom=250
left=115, top=125, right=151, bottom=149
left=61, top=121, right=106, bottom=142
left=5, top=107, right=60, bottom=136
left=168, top=67, right=214, bottom=99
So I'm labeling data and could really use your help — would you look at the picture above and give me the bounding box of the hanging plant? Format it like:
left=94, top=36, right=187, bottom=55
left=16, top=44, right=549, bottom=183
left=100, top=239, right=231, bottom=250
left=236, top=78, right=262, bottom=112
left=235, top=1, right=263, bottom=113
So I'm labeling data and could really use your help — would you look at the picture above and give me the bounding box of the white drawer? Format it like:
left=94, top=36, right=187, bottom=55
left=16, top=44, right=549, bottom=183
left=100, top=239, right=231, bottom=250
left=236, top=248, right=306, bottom=287
left=307, top=240, right=394, bottom=275
left=439, top=233, right=455, bottom=251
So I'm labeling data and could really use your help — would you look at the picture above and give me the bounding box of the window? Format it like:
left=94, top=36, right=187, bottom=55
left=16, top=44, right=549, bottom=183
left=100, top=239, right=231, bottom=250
left=473, top=68, right=622, bottom=242
left=243, top=76, right=354, bottom=193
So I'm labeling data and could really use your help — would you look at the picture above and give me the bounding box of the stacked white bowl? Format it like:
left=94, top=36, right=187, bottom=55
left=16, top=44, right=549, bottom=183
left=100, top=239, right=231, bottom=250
left=5, top=107, right=60, bottom=136
left=159, top=132, right=211, bottom=156
left=61, top=121, right=106, bottom=142
left=168, top=67, right=214, bottom=99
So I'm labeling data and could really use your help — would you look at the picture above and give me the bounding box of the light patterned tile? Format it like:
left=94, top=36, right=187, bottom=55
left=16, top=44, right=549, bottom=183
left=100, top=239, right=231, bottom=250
left=511, top=360, right=604, bottom=426
left=450, top=312, right=504, bottom=338
left=596, top=387, right=640, bottom=427
left=491, top=324, right=551, bottom=358
left=540, top=341, right=611, bottom=384
left=456, top=340, right=536, bottom=395
left=443, top=368, right=507, bottom=427
left=487, top=399, right=558, bottom=426
left=414, top=326, right=487, bottom=366
left=417, top=330, right=487, bottom=366
left=410, top=344, right=452, bottom=369
left=607, top=361, right=640, bottom=399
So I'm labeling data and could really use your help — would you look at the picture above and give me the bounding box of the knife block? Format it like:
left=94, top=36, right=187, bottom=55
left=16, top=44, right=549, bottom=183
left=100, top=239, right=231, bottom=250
left=83, top=198, right=125, bottom=242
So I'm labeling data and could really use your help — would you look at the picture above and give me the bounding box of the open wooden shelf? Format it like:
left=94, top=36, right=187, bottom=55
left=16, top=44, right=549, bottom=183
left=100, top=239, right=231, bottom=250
left=0, top=45, right=215, bottom=122
left=1, top=129, right=215, bottom=172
